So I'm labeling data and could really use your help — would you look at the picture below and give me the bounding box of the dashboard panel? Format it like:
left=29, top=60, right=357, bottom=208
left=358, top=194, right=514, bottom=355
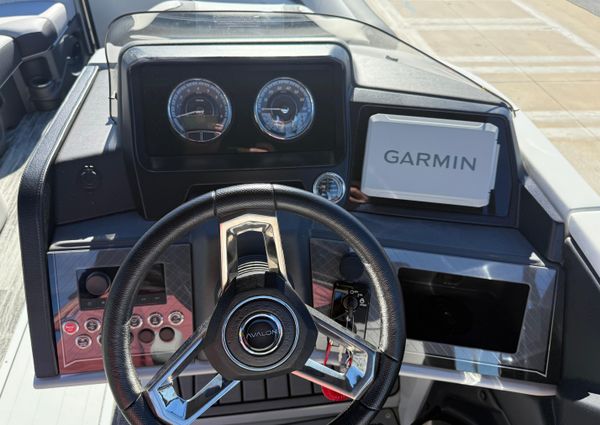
left=310, top=237, right=557, bottom=379
left=19, top=37, right=562, bottom=402
left=118, top=44, right=351, bottom=219
left=48, top=244, right=193, bottom=374
left=127, top=49, right=347, bottom=171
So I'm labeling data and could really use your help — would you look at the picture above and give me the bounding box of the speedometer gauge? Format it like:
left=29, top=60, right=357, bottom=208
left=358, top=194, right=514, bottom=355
left=168, top=79, right=232, bottom=143
left=254, top=78, right=315, bottom=141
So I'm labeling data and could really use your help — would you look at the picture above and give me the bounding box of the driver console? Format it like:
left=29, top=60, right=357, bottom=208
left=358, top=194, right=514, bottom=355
left=16, top=19, right=563, bottom=424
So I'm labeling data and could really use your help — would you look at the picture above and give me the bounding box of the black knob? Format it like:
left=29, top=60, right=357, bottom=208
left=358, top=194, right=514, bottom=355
left=79, top=165, right=100, bottom=191
left=339, top=253, right=364, bottom=282
left=85, top=271, right=111, bottom=296
left=159, top=327, right=175, bottom=343
left=138, top=329, right=155, bottom=344
left=342, top=294, right=359, bottom=312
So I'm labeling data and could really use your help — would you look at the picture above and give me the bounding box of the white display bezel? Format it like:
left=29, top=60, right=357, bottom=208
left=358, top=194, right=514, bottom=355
left=361, top=114, right=500, bottom=208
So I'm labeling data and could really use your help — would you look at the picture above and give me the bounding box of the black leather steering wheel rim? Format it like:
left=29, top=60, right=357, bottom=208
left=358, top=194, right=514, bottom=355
left=102, top=183, right=406, bottom=425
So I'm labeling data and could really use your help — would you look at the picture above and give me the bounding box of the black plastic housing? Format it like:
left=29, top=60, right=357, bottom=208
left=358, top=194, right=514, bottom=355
left=399, top=268, right=529, bottom=353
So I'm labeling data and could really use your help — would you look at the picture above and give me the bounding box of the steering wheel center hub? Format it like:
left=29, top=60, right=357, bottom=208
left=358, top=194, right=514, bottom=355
left=215, top=293, right=302, bottom=373
left=239, top=313, right=283, bottom=355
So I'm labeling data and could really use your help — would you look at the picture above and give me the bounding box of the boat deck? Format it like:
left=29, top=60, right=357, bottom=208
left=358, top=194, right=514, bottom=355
left=0, top=112, right=54, bottom=362
left=0, top=310, right=115, bottom=424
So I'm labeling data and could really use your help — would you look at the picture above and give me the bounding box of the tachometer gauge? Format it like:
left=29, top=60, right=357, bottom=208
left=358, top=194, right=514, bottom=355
left=168, top=79, right=232, bottom=143
left=254, top=78, right=315, bottom=141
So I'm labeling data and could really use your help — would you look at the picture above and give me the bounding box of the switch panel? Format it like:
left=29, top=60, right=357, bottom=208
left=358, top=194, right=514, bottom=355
left=330, top=282, right=370, bottom=339
left=48, top=244, right=193, bottom=374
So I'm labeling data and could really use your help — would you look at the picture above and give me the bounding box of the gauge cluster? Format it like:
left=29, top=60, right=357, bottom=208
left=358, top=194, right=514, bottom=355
left=119, top=44, right=350, bottom=218
left=166, top=77, right=316, bottom=144
left=128, top=56, right=346, bottom=174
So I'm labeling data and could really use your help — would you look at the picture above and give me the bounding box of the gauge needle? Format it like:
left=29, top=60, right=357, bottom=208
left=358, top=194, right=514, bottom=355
left=175, top=110, right=206, bottom=118
left=262, top=107, right=290, bottom=114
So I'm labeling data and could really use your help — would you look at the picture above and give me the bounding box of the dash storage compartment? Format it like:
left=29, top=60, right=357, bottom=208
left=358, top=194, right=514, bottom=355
left=399, top=268, right=529, bottom=353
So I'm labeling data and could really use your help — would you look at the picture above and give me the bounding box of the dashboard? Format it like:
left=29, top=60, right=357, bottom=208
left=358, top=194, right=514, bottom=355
left=119, top=43, right=517, bottom=223
left=119, top=44, right=349, bottom=218
left=20, top=40, right=562, bottom=409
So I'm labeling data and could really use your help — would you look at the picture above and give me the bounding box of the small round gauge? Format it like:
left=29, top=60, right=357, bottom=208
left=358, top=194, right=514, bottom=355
left=313, top=172, right=346, bottom=204
left=168, top=78, right=232, bottom=143
left=254, top=77, right=315, bottom=141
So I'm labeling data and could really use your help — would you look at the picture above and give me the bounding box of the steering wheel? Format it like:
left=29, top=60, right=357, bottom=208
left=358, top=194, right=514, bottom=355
left=102, top=184, right=406, bottom=425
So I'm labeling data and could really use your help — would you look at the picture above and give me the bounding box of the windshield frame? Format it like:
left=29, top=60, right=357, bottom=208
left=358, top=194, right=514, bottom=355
left=104, top=9, right=513, bottom=119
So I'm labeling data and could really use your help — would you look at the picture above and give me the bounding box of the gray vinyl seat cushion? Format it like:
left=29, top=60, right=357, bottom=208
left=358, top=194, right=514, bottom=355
left=0, top=2, right=68, bottom=56
left=0, top=35, right=20, bottom=84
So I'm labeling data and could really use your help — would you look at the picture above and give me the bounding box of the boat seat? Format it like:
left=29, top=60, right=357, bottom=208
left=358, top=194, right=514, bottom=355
left=0, top=35, right=22, bottom=154
left=0, top=35, right=20, bottom=85
left=0, top=1, right=68, bottom=57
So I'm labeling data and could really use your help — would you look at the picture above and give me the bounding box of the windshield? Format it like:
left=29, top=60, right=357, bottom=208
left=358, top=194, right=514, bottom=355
left=105, top=10, right=506, bottom=117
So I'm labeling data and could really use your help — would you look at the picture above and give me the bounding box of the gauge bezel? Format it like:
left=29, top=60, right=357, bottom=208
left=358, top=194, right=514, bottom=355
left=253, top=77, right=315, bottom=141
left=312, top=172, right=346, bottom=204
left=167, top=78, right=232, bottom=143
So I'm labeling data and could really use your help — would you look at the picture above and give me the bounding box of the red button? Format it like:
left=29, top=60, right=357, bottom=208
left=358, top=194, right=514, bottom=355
left=62, top=321, right=79, bottom=335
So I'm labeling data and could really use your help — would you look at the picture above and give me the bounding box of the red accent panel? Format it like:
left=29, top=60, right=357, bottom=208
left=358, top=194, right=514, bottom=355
left=55, top=295, right=192, bottom=374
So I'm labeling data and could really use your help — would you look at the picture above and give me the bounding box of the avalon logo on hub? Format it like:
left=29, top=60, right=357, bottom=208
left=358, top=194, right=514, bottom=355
left=246, top=329, right=278, bottom=339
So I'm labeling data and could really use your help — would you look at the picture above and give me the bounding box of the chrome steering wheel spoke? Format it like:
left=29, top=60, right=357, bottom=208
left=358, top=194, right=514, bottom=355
left=145, top=212, right=291, bottom=424
left=292, top=306, right=377, bottom=400
left=145, top=323, right=240, bottom=425
left=219, top=213, right=288, bottom=288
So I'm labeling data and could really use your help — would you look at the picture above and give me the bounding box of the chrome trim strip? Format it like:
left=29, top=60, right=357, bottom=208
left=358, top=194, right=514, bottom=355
left=292, top=307, right=377, bottom=400
left=400, top=364, right=557, bottom=397
left=33, top=358, right=557, bottom=397
left=219, top=213, right=287, bottom=288
left=33, top=362, right=217, bottom=389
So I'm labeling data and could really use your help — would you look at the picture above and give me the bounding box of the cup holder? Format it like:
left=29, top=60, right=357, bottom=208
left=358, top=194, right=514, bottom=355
left=29, top=77, right=53, bottom=90
left=28, top=75, right=60, bottom=110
